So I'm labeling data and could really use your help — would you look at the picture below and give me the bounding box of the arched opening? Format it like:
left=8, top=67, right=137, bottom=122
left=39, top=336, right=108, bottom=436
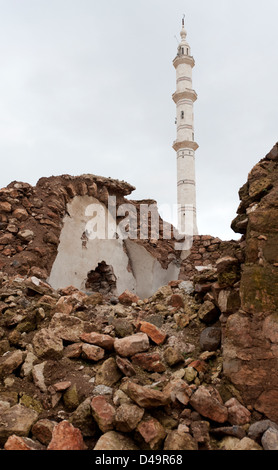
left=85, top=261, right=117, bottom=296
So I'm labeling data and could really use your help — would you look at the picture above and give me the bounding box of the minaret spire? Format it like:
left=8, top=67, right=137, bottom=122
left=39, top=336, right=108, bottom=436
left=172, top=17, right=198, bottom=236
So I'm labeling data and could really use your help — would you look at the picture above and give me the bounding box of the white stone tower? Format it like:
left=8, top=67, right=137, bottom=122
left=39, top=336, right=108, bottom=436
left=173, top=18, right=198, bottom=236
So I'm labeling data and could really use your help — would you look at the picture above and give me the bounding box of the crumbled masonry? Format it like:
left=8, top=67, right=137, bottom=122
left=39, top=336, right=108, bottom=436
left=0, top=142, right=277, bottom=450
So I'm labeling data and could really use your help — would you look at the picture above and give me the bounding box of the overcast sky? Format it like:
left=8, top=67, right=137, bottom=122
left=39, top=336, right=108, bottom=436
left=0, top=0, right=277, bottom=240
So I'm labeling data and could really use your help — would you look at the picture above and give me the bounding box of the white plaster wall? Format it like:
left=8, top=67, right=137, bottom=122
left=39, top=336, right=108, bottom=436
left=48, top=196, right=181, bottom=298
left=48, top=196, right=137, bottom=295
left=124, top=239, right=180, bottom=299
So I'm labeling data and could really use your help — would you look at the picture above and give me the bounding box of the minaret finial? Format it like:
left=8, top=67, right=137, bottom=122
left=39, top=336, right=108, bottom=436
left=182, top=14, right=185, bottom=27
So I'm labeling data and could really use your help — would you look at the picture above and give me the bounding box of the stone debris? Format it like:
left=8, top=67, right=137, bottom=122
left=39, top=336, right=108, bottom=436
left=0, top=143, right=277, bottom=450
left=0, top=269, right=276, bottom=451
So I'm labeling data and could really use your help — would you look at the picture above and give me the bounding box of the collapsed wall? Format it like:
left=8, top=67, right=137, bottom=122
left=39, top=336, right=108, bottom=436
left=0, top=174, right=235, bottom=299
left=223, top=142, right=278, bottom=421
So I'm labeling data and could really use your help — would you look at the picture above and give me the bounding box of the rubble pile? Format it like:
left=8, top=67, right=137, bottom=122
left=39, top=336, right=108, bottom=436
left=0, top=269, right=277, bottom=451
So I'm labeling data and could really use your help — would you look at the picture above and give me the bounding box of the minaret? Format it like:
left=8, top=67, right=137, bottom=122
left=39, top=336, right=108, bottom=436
left=173, top=17, right=198, bottom=236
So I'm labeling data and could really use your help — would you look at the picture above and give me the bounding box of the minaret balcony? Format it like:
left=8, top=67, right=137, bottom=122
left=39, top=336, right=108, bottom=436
left=173, top=55, right=195, bottom=69
left=173, top=139, right=199, bottom=152
left=172, top=89, right=197, bottom=104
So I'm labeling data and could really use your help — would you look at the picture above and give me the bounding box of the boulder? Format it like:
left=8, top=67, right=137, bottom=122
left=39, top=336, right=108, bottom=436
left=32, top=328, right=64, bottom=359
left=94, top=431, right=139, bottom=450
left=115, top=404, right=144, bottom=432
left=200, top=327, right=221, bottom=352
left=164, top=430, right=198, bottom=450
left=189, top=386, right=228, bottom=423
left=0, top=405, right=38, bottom=444
left=47, top=420, right=86, bottom=450
left=0, top=350, right=24, bottom=378
left=4, top=435, right=45, bottom=450
left=124, top=382, right=170, bottom=408
left=139, top=321, right=167, bottom=345
left=261, top=427, right=278, bottom=450
left=95, top=357, right=122, bottom=386
left=91, top=396, right=115, bottom=433
left=225, top=398, right=251, bottom=426
left=80, top=332, right=114, bottom=350
left=136, top=417, right=166, bottom=450
left=114, top=333, right=149, bottom=357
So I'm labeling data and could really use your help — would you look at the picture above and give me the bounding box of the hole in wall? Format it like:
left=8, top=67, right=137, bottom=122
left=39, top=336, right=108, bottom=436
left=85, top=261, right=117, bottom=296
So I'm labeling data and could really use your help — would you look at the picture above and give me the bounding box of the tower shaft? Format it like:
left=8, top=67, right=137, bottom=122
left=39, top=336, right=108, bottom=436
left=173, top=22, right=198, bottom=236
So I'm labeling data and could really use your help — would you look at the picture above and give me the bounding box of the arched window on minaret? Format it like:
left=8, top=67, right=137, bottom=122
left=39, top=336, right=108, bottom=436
left=181, top=111, right=184, bottom=119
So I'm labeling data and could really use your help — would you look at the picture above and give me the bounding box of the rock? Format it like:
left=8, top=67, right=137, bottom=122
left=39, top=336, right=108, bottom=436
left=17, top=230, right=34, bottom=242
left=255, top=390, right=278, bottom=423
left=63, top=384, right=79, bottom=411
left=114, top=333, right=149, bottom=357
left=131, top=352, right=166, bottom=373
left=261, top=427, right=278, bottom=450
left=12, top=208, right=28, bottom=221
left=20, top=351, right=37, bottom=378
left=189, top=386, right=228, bottom=423
left=69, top=397, right=97, bottom=437
left=0, top=401, right=10, bottom=413
left=94, top=431, right=139, bottom=450
left=111, top=318, right=134, bottom=338
left=115, top=356, right=136, bottom=377
left=217, top=289, right=241, bottom=314
left=124, top=382, right=171, bottom=408
left=80, top=332, right=114, bottom=350
left=0, top=404, right=38, bottom=444
left=32, top=328, right=64, bottom=359
left=49, top=313, right=85, bottom=343
left=25, top=277, right=53, bottom=295
left=53, top=381, right=71, bottom=392
left=47, top=420, right=86, bottom=450
left=225, top=398, right=251, bottom=426
left=179, top=281, right=194, bottom=295
left=0, top=202, right=12, bottom=213
left=136, top=417, right=166, bottom=450
left=95, top=357, right=122, bottom=386
left=163, top=346, right=184, bottom=367
left=115, top=404, right=144, bottom=432
left=0, top=233, right=14, bottom=245
left=216, top=256, right=241, bottom=287
left=19, top=394, right=43, bottom=414
left=184, top=367, right=198, bottom=383
left=64, top=343, right=83, bottom=359
left=81, top=343, right=105, bottom=362
left=200, top=327, right=221, bottom=351
left=248, top=419, right=278, bottom=442
left=93, top=385, right=113, bottom=396
left=164, top=379, right=192, bottom=406
left=113, top=390, right=133, bottom=406
left=0, top=350, right=24, bottom=378
left=210, top=425, right=246, bottom=440
left=198, top=301, right=220, bottom=324
left=139, top=321, right=167, bottom=345
left=84, top=292, right=104, bottom=307
left=118, top=290, right=139, bottom=306
left=32, top=362, right=47, bottom=393
left=164, top=430, right=198, bottom=450
left=31, top=419, right=56, bottom=445
left=190, top=421, right=210, bottom=445
left=91, top=396, right=115, bottom=433
left=218, top=436, right=241, bottom=450
left=4, top=435, right=45, bottom=450
left=234, top=437, right=262, bottom=451
left=168, top=294, right=184, bottom=309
